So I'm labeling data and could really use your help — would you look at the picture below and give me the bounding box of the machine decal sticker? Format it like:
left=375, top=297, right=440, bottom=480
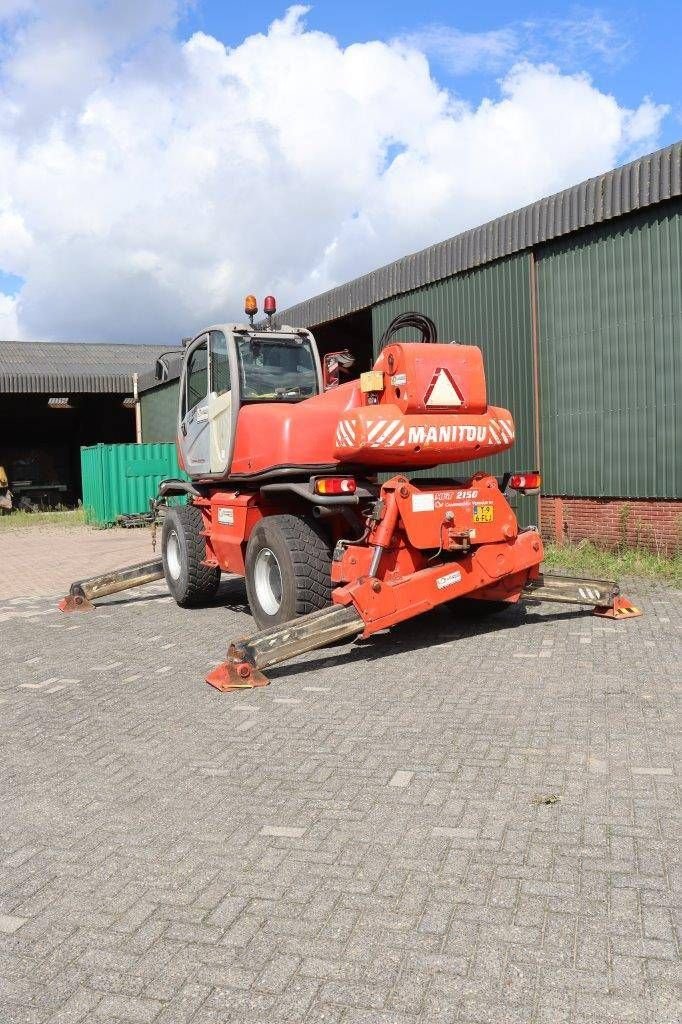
left=436, top=570, right=462, bottom=589
left=368, top=419, right=406, bottom=448
left=473, top=503, right=494, bottom=523
left=337, top=418, right=514, bottom=450
left=488, top=418, right=515, bottom=445
left=217, top=508, right=234, bottom=525
left=424, top=368, right=464, bottom=408
left=335, top=419, right=356, bottom=447
left=407, top=424, right=488, bottom=445
left=412, top=493, right=435, bottom=512
left=390, top=373, right=407, bottom=386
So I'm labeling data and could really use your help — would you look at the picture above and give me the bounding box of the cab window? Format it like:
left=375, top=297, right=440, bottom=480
left=209, top=331, right=231, bottom=396
left=184, top=340, right=208, bottom=416
left=236, top=335, right=317, bottom=401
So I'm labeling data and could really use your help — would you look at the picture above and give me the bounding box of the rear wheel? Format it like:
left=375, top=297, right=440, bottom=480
left=245, top=514, right=332, bottom=629
left=161, top=504, right=221, bottom=607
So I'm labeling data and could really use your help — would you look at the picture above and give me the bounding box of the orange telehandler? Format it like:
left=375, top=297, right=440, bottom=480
left=60, top=299, right=640, bottom=691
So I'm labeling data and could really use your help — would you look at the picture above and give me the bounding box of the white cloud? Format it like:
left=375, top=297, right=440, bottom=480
left=401, top=25, right=518, bottom=75
left=0, top=292, right=19, bottom=337
left=405, top=12, right=631, bottom=77
left=530, top=11, right=631, bottom=69
left=622, top=96, right=670, bottom=152
left=0, top=3, right=670, bottom=343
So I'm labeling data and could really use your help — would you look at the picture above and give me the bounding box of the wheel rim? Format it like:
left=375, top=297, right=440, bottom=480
left=253, top=547, right=283, bottom=616
left=166, top=531, right=182, bottom=581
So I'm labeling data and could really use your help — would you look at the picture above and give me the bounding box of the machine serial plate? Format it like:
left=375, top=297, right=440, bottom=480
left=473, top=503, right=494, bottom=523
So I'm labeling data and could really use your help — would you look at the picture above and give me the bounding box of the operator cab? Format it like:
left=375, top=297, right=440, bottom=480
left=177, top=296, right=323, bottom=479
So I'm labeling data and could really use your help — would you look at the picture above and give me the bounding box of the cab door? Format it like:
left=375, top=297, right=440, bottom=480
left=207, top=329, right=235, bottom=475
left=179, top=334, right=211, bottom=476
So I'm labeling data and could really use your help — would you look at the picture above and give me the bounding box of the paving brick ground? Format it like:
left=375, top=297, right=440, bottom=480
left=0, top=527, right=153, bottom=601
left=0, top=535, right=680, bottom=1023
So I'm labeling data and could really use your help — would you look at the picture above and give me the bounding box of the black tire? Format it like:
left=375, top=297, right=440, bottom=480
left=245, top=514, right=332, bottom=629
left=161, top=503, right=221, bottom=607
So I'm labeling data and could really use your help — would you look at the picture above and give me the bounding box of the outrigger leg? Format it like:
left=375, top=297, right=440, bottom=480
left=522, top=572, right=642, bottom=618
left=58, top=558, right=165, bottom=612
left=206, top=604, right=364, bottom=692
left=208, top=571, right=641, bottom=694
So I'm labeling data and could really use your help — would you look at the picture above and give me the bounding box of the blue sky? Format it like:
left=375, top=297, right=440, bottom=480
left=0, top=1, right=678, bottom=341
left=185, top=1, right=680, bottom=144
left=0, top=271, right=22, bottom=297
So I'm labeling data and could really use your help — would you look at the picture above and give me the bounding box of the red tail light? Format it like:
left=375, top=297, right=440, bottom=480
left=314, top=477, right=356, bottom=496
left=509, top=471, right=541, bottom=492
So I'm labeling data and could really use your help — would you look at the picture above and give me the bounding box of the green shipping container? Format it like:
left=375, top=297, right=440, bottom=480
left=81, top=442, right=187, bottom=525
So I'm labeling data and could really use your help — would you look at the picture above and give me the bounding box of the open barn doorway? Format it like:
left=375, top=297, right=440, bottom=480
left=308, top=308, right=374, bottom=381
left=0, top=393, right=136, bottom=508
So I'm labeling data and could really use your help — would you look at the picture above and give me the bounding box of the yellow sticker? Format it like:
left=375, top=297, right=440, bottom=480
left=473, top=503, right=494, bottom=523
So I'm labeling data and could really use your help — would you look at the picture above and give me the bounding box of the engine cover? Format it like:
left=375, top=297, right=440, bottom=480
left=334, top=342, right=515, bottom=467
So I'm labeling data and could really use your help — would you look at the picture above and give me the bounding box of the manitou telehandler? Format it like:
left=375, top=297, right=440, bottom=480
left=60, top=298, right=640, bottom=691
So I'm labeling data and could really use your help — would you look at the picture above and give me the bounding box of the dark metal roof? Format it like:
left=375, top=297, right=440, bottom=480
left=276, top=141, right=682, bottom=329
left=0, top=340, right=178, bottom=394
left=138, top=351, right=184, bottom=393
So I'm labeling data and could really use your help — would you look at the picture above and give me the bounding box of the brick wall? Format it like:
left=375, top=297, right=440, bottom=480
left=540, top=497, right=682, bottom=556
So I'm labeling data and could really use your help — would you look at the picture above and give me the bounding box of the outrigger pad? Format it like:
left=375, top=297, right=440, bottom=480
left=594, top=595, right=642, bottom=619
left=58, top=593, right=95, bottom=613
left=206, top=660, right=270, bottom=693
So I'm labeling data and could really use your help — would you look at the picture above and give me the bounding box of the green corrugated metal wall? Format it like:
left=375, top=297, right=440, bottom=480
left=140, top=380, right=180, bottom=443
left=81, top=443, right=186, bottom=525
left=371, top=255, right=538, bottom=527
left=537, top=200, right=682, bottom=499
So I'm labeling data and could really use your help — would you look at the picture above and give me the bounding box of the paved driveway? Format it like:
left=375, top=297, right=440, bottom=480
left=0, top=527, right=153, bottom=601
left=0, top=530, right=680, bottom=1023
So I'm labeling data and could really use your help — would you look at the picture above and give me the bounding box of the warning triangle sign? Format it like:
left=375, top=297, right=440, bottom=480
left=424, top=367, right=464, bottom=407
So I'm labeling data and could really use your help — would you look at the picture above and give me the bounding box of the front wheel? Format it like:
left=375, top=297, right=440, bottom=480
left=245, top=514, right=332, bottom=629
left=161, top=504, right=221, bottom=607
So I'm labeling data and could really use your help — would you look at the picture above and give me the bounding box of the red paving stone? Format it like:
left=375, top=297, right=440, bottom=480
left=0, top=526, right=156, bottom=600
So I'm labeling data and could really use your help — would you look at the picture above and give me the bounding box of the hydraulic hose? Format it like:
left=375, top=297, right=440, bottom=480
left=378, top=312, right=438, bottom=349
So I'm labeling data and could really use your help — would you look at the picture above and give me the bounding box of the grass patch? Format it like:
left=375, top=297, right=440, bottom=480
left=0, top=508, right=87, bottom=531
left=543, top=540, right=682, bottom=588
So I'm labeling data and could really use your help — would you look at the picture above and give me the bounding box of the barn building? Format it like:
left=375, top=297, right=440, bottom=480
left=138, top=142, right=681, bottom=554
left=0, top=340, right=174, bottom=506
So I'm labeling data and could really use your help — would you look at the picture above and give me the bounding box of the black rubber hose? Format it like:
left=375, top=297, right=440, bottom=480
left=378, top=312, right=438, bottom=348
